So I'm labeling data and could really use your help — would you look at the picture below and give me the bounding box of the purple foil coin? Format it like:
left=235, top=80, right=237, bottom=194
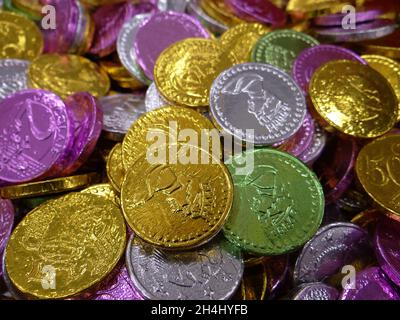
left=374, top=218, right=400, bottom=288
left=280, top=113, right=314, bottom=157
left=90, top=2, right=155, bottom=57
left=0, top=199, right=14, bottom=293
left=314, top=137, right=358, bottom=203
left=299, top=121, right=327, bottom=165
left=41, top=0, right=80, bottom=53
left=291, top=283, right=339, bottom=300
left=265, top=255, right=289, bottom=299
left=227, top=0, right=286, bottom=27
left=91, top=264, right=143, bottom=300
left=313, top=9, right=383, bottom=27
left=0, top=89, right=73, bottom=183
left=294, top=222, right=372, bottom=284
left=61, top=92, right=103, bottom=175
left=292, top=45, right=366, bottom=94
left=340, top=267, right=400, bottom=300
left=134, top=11, right=210, bottom=80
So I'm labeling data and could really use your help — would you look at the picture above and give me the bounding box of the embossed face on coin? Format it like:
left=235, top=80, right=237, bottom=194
left=126, top=236, right=243, bottom=300
left=210, top=63, right=306, bottom=145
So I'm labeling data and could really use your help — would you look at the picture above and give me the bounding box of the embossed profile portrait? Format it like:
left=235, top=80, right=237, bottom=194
left=222, top=73, right=290, bottom=129
left=237, top=165, right=296, bottom=233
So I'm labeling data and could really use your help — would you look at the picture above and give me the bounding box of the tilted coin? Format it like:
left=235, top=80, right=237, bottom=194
left=81, top=183, right=120, bottom=207
left=155, top=38, right=237, bottom=107
left=122, top=106, right=216, bottom=171
left=313, top=9, right=383, bottom=27
left=145, top=82, right=168, bottom=112
left=0, top=11, right=43, bottom=60
left=106, top=143, right=125, bottom=193
left=310, top=60, right=398, bottom=138
left=298, top=121, right=326, bottom=165
left=28, top=54, right=110, bottom=99
left=0, top=59, right=29, bottom=101
left=99, top=94, right=146, bottom=142
left=117, top=14, right=152, bottom=86
left=186, top=0, right=228, bottom=35
left=200, top=0, right=244, bottom=27
left=210, top=63, right=306, bottom=145
left=293, top=222, right=372, bottom=284
left=0, top=173, right=101, bottom=199
left=121, top=145, right=233, bottom=249
left=289, top=283, right=339, bottom=300
left=362, top=54, right=400, bottom=122
left=0, top=199, right=14, bottom=287
left=251, top=29, right=319, bottom=73
left=157, top=0, right=188, bottom=12
left=126, top=236, right=243, bottom=300
left=223, top=148, right=324, bottom=255
left=356, top=134, right=400, bottom=216
left=5, top=193, right=126, bottom=299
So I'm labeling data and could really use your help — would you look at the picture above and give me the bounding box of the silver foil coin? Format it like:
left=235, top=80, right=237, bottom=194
left=145, top=82, right=168, bottom=112
left=99, top=94, right=146, bottom=141
left=210, top=63, right=306, bottom=146
left=0, top=59, right=29, bottom=101
left=158, top=0, right=188, bottom=12
left=186, top=0, right=228, bottom=35
left=126, top=236, right=243, bottom=300
left=293, top=222, right=372, bottom=284
left=290, top=283, right=339, bottom=300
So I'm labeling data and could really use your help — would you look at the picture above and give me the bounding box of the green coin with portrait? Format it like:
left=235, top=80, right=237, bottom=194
left=223, top=148, right=324, bottom=255
left=251, top=29, right=319, bottom=73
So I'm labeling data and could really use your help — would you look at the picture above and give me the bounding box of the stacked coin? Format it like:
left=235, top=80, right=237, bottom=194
left=1, top=0, right=400, bottom=301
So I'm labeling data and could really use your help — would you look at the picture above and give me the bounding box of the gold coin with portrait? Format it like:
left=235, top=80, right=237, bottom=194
left=5, top=193, right=126, bottom=299
left=28, top=54, right=110, bottom=99
left=121, top=145, right=233, bottom=249
left=154, top=38, right=237, bottom=107
left=310, top=60, right=398, bottom=138
left=0, top=11, right=43, bottom=60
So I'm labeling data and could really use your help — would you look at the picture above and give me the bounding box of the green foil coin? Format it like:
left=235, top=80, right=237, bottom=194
left=223, top=148, right=324, bottom=255
left=251, top=30, right=319, bottom=73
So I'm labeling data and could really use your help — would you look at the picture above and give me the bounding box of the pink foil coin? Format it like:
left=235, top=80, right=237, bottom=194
left=61, top=92, right=103, bottom=176
left=41, top=0, right=80, bottom=53
left=313, top=137, right=358, bottom=204
left=91, top=264, right=143, bottom=300
left=90, top=2, right=155, bottom=58
left=340, top=267, right=400, bottom=300
left=134, top=11, right=210, bottom=80
left=0, top=89, right=73, bottom=183
left=374, top=218, right=400, bottom=288
left=292, top=45, right=366, bottom=94
left=280, top=113, right=314, bottom=157
left=227, top=0, right=286, bottom=27
left=313, top=9, right=383, bottom=27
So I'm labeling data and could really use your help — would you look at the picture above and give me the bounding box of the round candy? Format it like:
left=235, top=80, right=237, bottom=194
left=126, top=236, right=243, bottom=300
left=145, top=82, right=168, bottom=112
left=106, top=143, right=125, bottom=194
left=362, top=54, right=400, bottom=122
left=186, top=0, right=228, bottom=35
left=0, top=59, right=29, bottom=101
left=0, top=11, right=43, bottom=60
left=313, top=9, right=383, bottom=27
left=310, top=60, right=398, bottom=138
left=290, top=283, right=339, bottom=300
left=251, top=29, right=319, bottom=73
left=298, top=121, right=327, bottom=165
left=223, top=148, right=324, bottom=255
left=135, top=11, right=210, bottom=80
left=293, top=222, right=371, bottom=284
left=340, top=267, right=400, bottom=300
left=292, top=45, right=366, bottom=94
left=61, top=92, right=103, bottom=175
left=121, top=145, right=233, bottom=249
left=200, top=0, right=243, bottom=27
left=356, top=134, right=400, bottom=216
left=0, top=200, right=14, bottom=277
left=155, top=38, right=237, bottom=107
left=5, top=193, right=126, bottom=299
left=0, top=89, right=73, bottom=183
left=99, top=94, right=146, bottom=142
left=210, top=63, right=306, bottom=146
left=374, top=218, right=400, bottom=288
left=29, top=54, right=110, bottom=99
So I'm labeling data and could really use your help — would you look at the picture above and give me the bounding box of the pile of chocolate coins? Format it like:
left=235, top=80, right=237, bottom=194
left=0, top=0, right=400, bottom=301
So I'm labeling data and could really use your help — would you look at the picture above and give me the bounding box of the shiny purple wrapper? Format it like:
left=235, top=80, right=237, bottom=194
left=374, top=218, right=400, bottom=288
left=292, top=45, right=366, bottom=94
left=314, top=137, right=358, bottom=203
left=0, top=89, right=73, bottom=183
left=0, top=199, right=14, bottom=293
left=340, top=267, right=400, bottom=300
left=90, top=264, right=143, bottom=300
left=41, top=0, right=80, bottom=53
left=61, top=93, right=103, bottom=176
left=299, top=121, right=327, bottom=165
left=313, top=9, right=383, bottom=27
left=135, top=11, right=210, bottom=80
left=89, top=2, right=155, bottom=57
